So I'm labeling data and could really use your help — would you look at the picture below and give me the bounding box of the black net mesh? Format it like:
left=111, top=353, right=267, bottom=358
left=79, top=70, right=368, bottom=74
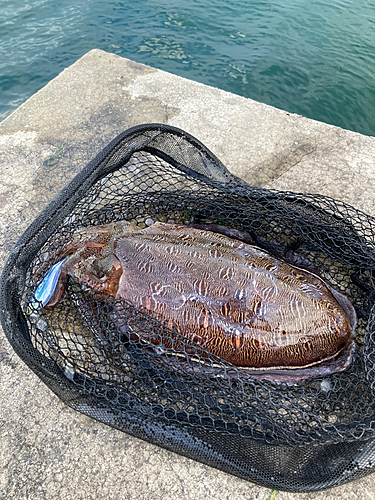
left=2, top=123, right=375, bottom=492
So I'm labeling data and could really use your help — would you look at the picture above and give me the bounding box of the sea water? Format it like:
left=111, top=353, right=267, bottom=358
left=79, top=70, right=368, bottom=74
left=1, top=0, right=375, bottom=135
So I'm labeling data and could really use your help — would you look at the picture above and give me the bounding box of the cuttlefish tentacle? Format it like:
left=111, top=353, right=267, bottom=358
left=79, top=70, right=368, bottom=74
left=33, top=224, right=126, bottom=307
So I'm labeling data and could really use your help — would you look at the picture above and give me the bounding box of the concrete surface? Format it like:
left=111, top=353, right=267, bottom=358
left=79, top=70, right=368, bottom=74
left=1, top=49, right=375, bottom=499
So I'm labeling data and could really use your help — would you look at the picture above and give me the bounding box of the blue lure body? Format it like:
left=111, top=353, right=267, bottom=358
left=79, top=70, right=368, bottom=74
left=32, top=257, right=67, bottom=309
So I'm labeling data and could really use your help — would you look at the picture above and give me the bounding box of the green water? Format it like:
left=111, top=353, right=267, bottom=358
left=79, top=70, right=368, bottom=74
left=1, top=0, right=375, bottom=135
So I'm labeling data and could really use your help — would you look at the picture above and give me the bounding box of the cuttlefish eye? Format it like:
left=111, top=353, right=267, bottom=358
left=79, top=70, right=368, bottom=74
left=31, top=257, right=67, bottom=309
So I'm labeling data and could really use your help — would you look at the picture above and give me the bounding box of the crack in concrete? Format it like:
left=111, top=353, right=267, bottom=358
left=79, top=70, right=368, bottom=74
left=242, top=135, right=317, bottom=187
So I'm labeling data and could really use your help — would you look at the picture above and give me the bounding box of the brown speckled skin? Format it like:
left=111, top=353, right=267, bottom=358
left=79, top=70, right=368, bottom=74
left=47, top=221, right=357, bottom=382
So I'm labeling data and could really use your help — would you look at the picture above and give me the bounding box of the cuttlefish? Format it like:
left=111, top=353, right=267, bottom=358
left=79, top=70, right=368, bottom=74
left=32, top=221, right=357, bottom=383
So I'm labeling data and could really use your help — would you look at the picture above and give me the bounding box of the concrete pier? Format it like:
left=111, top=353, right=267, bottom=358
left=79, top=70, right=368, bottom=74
left=1, top=49, right=375, bottom=499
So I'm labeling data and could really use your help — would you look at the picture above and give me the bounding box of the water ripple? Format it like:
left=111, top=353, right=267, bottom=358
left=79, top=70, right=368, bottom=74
left=1, top=0, right=375, bottom=135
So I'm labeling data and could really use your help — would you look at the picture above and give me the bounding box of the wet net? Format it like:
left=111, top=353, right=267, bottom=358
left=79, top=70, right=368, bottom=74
left=1, top=123, right=375, bottom=492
